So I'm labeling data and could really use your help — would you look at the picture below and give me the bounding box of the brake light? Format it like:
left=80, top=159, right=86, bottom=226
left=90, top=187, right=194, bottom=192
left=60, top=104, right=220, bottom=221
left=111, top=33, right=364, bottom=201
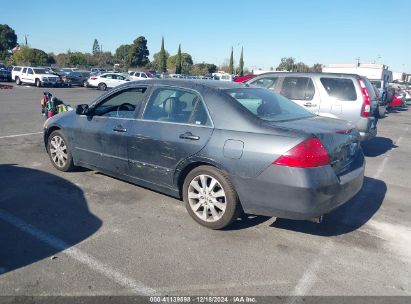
left=90, top=77, right=97, bottom=80
left=357, top=79, right=371, bottom=117
left=273, top=137, right=330, bottom=168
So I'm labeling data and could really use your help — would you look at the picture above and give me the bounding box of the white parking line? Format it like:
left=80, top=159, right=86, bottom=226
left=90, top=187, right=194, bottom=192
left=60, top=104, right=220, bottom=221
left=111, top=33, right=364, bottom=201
left=287, top=125, right=410, bottom=300
left=287, top=240, right=334, bottom=304
left=0, top=209, right=156, bottom=296
left=0, top=132, right=42, bottom=139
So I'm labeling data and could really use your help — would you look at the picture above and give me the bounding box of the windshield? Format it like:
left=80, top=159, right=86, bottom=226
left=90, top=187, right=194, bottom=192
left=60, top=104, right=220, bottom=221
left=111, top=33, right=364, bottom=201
left=225, top=88, right=314, bottom=122
left=33, top=68, right=47, bottom=74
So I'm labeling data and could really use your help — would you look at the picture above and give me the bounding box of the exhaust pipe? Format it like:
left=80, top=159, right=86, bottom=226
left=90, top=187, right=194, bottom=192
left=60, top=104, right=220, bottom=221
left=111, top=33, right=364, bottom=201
left=308, top=216, right=323, bottom=224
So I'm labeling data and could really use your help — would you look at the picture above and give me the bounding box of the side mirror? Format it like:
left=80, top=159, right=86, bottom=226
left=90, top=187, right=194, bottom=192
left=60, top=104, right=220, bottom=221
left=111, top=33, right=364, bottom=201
left=76, top=104, right=90, bottom=115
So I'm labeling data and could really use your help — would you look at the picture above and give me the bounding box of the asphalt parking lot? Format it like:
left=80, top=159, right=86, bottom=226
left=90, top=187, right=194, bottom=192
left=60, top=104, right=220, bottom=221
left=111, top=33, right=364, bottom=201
left=0, top=83, right=410, bottom=297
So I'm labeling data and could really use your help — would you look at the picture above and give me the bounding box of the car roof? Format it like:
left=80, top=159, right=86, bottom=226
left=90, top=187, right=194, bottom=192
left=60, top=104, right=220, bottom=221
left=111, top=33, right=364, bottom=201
left=127, top=78, right=246, bottom=90
left=252, top=72, right=363, bottom=79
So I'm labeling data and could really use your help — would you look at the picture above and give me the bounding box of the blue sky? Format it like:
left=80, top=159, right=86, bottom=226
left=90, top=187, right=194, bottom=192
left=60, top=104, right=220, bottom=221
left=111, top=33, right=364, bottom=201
left=3, top=0, right=411, bottom=72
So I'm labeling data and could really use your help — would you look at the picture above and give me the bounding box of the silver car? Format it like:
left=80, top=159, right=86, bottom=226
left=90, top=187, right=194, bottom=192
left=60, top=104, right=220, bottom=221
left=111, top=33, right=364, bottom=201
left=247, top=72, right=378, bottom=141
left=44, top=80, right=364, bottom=229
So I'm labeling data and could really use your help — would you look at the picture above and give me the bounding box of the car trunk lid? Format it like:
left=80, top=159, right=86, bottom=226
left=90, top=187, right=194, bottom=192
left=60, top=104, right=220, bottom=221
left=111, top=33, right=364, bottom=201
left=274, top=116, right=361, bottom=175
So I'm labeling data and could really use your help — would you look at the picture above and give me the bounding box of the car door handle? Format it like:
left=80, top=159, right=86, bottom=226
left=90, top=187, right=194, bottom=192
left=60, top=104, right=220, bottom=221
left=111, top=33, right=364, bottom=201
left=179, top=132, right=200, bottom=140
left=303, top=102, right=317, bottom=107
left=113, top=125, right=127, bottom=132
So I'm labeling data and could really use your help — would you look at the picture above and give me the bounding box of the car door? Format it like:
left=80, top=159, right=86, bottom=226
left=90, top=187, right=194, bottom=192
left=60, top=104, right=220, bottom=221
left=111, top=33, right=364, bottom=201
left=103, top=74, right=115, bottom=87
left=278, top=76, right=320, bottom=113
left=71, top=87, right=149, bottom=174
left=26, top=68, right=35, bottom=84
left=127, top=86, right=214, bottom=187
left=20, top=67, right=28, bottom=83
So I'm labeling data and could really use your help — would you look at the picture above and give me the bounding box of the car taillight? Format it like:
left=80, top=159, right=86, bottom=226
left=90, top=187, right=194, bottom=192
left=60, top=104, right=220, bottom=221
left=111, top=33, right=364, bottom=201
left=90, top=77, right=97, bottom=80
left=273, top=137, right=330, bottom=168
left=357, top=79, right=371, bottom=117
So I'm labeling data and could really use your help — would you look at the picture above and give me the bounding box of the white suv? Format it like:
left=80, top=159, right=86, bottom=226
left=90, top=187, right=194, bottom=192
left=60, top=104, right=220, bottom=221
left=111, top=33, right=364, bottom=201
left=14, top=67, right=61, bottom=87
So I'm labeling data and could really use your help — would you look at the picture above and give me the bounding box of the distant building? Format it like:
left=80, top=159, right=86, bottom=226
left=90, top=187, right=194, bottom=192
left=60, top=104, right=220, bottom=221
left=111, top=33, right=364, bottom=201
left=322, top=63, right=392, bottom=83
left=392, top=72, right=406, bottom=81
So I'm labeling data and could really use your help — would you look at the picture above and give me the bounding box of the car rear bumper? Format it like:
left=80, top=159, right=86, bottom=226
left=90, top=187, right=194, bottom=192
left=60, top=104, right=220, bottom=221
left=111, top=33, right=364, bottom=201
left=355, top=117, right=377, bottom=141
left=231, top=151, right=365, bottom=220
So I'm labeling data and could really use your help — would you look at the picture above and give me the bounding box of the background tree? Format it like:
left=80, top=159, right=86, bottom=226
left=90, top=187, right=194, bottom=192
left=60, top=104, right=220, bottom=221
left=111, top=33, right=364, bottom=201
left=0, top=24, right=18, bottom=60
left=238, top=47, right=244, bottom=76
left=294, top=62, right=309, bottom=72
left=96, top=51, right=114, bottom=67
left=11, top=46, right=49, bottom=66
left=167, top=52, right=193, bottom=74
left=157, top=37, right=167, bottom=73
left=310, top=63, right=323, bottom=72
left=276, top=57, right=295, bottom=71
left=114, top=44, right=131, bottom=66
left=150, top=50, right=170, bottom=71
left=126, top=36, right=150, bottom=67
left=229, top=47, right=234, bottom=74
left=191, top=63, right=217, bottom=76
left=47, top=53, right=56, bottom=65
left=92, top=39, right=100, bottom=55
left=175, top=44, right=182, bottom=74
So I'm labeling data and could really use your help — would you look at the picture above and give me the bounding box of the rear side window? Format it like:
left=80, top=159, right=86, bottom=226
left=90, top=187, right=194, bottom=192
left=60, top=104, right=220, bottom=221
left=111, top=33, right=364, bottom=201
left=143, top=88, right=211, bottom=126
left=280, top=77, right=315, bottom=101
left=320, top=78, right=357, bottom=101
left=225, top=88, right=314, bottom=122
left=13, top=67, right=21, bottom=72
left=250, top=77, right=279, bottom=90
left=362, top=78, right=377, bottom=100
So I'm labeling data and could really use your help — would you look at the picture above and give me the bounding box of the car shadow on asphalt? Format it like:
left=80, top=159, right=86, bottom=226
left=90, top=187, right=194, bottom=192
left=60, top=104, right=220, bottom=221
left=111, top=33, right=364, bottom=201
left=361, top=137, right=398, bottom=157
left=387, top=107, right=408, bottom=113
left=0, top=164, right=102, bottom=274
left=270, top=177, right=386, bottom=236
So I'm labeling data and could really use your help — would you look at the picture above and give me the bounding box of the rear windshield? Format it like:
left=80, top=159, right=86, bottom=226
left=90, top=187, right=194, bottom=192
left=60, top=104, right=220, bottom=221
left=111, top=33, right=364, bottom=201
left=362, top=78, right=377, bottom=100
left=224, top=88, right=314, bottom=122
left=320, top=78, right=357, bottom=101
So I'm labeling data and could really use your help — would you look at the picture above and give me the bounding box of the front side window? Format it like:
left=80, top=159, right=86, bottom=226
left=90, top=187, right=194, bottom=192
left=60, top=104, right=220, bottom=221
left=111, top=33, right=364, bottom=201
left=27, top=68, right=33, bottom=75
left=143, top=87, right=211, bottom=126
left=92, top=88, right=147, bottom=118
left=225, top=88, right=314, bottom=122
left=320, top=78, right=357, bottom=101
left=280, top=77, right=315, bottom=100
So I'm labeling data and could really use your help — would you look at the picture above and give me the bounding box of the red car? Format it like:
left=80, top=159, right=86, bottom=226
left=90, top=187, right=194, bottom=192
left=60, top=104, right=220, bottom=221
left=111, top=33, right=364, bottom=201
left=389, top=93, right=406, bottom=108
left=233, top=74, right=255, bottom=83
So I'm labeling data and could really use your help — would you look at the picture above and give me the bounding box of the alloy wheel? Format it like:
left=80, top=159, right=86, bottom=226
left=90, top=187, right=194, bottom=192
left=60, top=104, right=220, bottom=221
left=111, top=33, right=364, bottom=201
left=49, top=135, right=68, bottom=168
left=188, top=174, right=227, bottom=222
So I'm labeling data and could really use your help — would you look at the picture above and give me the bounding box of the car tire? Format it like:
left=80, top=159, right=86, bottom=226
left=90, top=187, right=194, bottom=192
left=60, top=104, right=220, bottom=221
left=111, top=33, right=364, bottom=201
left=183, top=165, right=242, bottom=229
left=47, top=130, right=75, bottom=172
left=35, top=79, right=42, bottom=87
left=98, top=83, right=107, bottom=91
left=15, top=77, right=21, bottom=85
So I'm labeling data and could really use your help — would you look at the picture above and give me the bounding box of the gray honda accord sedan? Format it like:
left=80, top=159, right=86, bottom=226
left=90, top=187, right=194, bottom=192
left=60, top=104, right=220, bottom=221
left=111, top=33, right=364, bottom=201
left=44, top=79, right=365, bottom=229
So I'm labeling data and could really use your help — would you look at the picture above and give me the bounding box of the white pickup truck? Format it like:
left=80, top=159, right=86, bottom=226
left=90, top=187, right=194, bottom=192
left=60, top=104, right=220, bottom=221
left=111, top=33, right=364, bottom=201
left=14, top=67, right=62, bottom=87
